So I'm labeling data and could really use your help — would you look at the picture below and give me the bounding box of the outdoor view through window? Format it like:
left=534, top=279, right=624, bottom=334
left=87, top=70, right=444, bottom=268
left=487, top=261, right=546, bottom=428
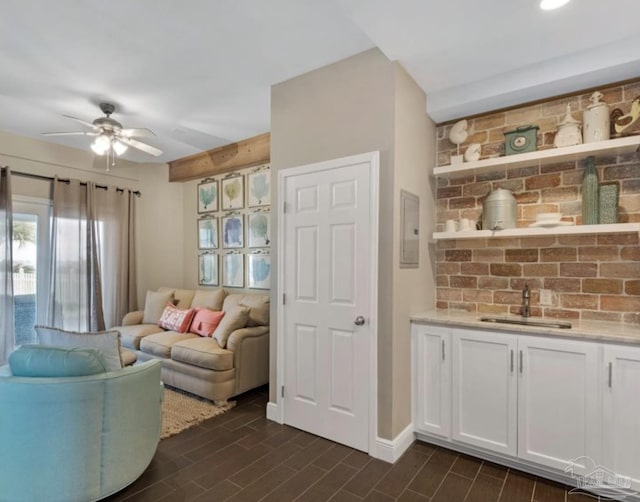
left=13, top=214, right=37, bottom=345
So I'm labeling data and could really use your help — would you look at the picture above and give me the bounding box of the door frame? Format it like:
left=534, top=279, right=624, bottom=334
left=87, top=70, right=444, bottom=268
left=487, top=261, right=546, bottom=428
left=12, top=195, right=52, bottom=327
left=274, top=151, right=379, bottom=455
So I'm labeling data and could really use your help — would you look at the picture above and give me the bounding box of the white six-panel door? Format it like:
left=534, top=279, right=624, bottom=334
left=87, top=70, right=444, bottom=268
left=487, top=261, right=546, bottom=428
left=281, top=154, right=377, bottom=452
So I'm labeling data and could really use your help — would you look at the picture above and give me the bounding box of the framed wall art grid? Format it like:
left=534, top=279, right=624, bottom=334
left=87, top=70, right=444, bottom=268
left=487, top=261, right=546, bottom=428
left=196, top=163, right=271, bottom=289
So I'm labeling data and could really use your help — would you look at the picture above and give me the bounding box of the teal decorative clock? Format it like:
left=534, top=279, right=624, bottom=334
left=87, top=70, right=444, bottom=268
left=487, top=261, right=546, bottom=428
left=504, top=125, right=539, bottom=155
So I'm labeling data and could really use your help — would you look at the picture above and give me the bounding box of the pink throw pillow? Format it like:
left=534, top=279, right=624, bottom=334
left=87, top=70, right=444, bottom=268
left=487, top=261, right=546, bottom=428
left=189, top=308, right=225, bottom=337
left=158, top=303, right=196, bottom=333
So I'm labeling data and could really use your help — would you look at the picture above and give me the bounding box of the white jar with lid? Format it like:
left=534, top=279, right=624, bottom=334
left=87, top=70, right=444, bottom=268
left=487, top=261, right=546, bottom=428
left=554, top=104, right=582, bottom=148
left=583, top=91, right=610, bottom=143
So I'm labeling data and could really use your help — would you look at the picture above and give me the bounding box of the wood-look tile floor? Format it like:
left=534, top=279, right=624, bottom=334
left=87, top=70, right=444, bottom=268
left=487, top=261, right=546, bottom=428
left=105, top=386, right=599, bottom=502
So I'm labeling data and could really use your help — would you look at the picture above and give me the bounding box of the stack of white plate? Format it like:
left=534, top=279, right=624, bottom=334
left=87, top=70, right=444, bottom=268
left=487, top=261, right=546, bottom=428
left=529, top=212, right=573, bottom=228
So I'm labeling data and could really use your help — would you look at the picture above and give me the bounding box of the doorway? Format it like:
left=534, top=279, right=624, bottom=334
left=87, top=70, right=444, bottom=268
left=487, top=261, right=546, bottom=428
left=12, top=197, right=51, bottom=344
left=277, top=152, right=379, bottom=452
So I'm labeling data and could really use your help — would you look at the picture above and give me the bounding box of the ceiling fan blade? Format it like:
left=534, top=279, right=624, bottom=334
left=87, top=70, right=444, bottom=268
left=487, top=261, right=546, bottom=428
left=120, top=127, right=156, bottom=138
left=62, top=114, right=98, bottom=129
left=119, top=137, right=163, bottom=156
left=42, top=131, right=95, bottom=136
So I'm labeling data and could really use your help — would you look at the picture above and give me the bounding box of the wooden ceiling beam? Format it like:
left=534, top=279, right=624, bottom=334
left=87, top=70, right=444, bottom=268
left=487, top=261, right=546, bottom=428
left=168, top=132, right=270, bottom=182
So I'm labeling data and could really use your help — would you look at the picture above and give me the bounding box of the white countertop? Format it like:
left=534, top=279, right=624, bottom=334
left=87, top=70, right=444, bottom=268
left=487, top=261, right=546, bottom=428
left=411, top=310, right=640, bottom=345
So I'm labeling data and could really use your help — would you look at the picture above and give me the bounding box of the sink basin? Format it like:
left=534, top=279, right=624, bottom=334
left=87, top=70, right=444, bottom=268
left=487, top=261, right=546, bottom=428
left=480, top=317, right=572, bottom=329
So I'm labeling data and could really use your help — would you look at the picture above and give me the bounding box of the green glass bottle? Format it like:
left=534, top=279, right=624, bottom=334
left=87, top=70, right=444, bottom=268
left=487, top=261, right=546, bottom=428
left=582, top=156, right=599, bottom=225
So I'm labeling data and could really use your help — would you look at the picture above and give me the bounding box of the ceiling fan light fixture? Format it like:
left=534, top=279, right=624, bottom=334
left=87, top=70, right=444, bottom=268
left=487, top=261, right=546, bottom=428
left=540, top=0, right=571, bottom=10
left=91, top=134, right=111, bottom=155
left=113, top=140, right=128, bottom=156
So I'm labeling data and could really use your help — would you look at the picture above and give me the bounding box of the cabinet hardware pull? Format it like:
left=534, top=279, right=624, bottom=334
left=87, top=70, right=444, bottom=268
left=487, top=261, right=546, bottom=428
left=442, top=340, right=445, bottom=361
left=608, top=362, right=612, bottom=388
left=510, top=350, right=514, bottom=373
left=519, top=350, right=523, bottom=374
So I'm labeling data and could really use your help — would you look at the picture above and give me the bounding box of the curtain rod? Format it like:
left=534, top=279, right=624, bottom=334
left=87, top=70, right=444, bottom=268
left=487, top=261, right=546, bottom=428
left=8, top=169, right=141, bottom=197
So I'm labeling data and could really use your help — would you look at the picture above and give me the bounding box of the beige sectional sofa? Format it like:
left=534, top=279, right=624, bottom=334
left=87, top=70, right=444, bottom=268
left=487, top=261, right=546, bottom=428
left=114, top=287, right=269, bottom=404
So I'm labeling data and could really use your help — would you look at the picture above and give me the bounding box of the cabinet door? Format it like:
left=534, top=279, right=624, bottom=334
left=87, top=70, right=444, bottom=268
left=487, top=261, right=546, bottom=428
left=452, top=328, right=517, bottom=455
left=602, top=345, right=640, bottom=491
left=517, top=336, right=600, bottom=473
left=412, top=324, right=451, bottom=438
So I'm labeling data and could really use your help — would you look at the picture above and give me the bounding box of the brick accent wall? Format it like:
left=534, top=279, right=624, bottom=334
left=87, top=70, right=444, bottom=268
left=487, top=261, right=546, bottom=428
left=435, top=80, right=640, bottom=324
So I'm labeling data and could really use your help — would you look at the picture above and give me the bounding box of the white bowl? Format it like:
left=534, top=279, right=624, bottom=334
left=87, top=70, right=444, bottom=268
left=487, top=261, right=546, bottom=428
left=535, top=212, right=562, bottom=222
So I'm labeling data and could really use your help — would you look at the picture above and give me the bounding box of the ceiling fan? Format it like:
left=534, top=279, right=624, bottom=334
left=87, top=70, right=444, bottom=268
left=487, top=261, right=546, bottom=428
left=43, top=102, right=163, bottom=168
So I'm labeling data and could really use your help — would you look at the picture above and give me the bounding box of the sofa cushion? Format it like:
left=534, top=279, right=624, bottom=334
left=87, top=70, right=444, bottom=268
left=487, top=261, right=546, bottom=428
left=142, top=290, right=174, bottom=324
left=223, top=294, right=270, bottom=327
left=158, top=303, right=196, bottom=333
left=9, top=345, right=108, bottom=377
left=140, top=331, right=198, bottom=358
left=120, top=348, right=137, bottom=367
left=189, top=308, right=225, bottom=337
left=171, top=337, right=234, bottom=371
left=212, top=305, right=250, bottom=348
left=35, top=326, right=123, bottom=371
left=191, top=288, right=227, bottom=311
left=117, top=324, right=164, bottom=350
left=158, top=287, right=196, bottom=309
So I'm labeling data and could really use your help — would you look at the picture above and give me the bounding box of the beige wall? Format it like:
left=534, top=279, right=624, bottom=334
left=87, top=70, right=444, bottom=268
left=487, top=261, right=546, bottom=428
left=0, top=130, right=183, bottom=311
left=182, top=178, right=200, bottom=289
left=270, top=49, right=435, bottom=440
left=135, top=163, right=185, bottom=306
left=390, top=64, right=436, bottom=436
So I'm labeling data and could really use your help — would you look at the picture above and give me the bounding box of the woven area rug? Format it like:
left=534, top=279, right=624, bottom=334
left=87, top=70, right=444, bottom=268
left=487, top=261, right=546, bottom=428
left=161, top=386, right=235, bottom=439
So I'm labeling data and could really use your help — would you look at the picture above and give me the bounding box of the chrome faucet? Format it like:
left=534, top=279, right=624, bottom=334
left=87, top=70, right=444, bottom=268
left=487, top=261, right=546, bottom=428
left=522, top=284, right=531, bottom=318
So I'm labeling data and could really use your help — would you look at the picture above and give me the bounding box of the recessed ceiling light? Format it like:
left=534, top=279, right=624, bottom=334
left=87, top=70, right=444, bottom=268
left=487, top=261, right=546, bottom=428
left=540, top=0, right=571, bottom=10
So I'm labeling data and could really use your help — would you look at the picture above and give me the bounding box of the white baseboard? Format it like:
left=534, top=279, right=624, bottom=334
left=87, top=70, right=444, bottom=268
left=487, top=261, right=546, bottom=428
left=372, top=423, right=415, bottom=463
left=266, top=401, right=283, bottom=423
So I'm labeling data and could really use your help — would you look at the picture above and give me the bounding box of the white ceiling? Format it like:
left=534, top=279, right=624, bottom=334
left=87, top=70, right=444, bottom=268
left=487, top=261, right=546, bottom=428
left=1, top=0, right=639, bottom=163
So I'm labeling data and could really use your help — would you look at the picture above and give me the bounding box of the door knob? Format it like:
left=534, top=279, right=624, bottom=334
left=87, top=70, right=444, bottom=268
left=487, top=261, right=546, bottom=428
left=354, top=316, right=366, bottom=326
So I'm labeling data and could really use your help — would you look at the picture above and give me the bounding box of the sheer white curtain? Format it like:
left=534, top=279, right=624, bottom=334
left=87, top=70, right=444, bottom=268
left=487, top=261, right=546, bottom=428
left=48, top=178, right=137, bottom=331
left=0, top=167, right=14, bottom=364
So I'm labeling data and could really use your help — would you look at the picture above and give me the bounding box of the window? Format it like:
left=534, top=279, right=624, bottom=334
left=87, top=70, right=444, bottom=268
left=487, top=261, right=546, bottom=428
left=12, top=197, right=51, bottom=344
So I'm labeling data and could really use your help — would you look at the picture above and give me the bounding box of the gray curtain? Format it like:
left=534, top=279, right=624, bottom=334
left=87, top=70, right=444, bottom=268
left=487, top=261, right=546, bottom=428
left=0, top=167, right=14, bottom=364
left=48, top=178, right=137, bottom=331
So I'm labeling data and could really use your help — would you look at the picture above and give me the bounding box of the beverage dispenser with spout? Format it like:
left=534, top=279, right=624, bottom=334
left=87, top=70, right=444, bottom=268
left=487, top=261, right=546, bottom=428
left=482, top=188, right=516, bottom=230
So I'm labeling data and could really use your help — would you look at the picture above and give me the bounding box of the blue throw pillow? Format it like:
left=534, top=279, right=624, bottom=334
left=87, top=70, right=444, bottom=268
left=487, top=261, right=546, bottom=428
left=8, top=344, right=108, bottom=377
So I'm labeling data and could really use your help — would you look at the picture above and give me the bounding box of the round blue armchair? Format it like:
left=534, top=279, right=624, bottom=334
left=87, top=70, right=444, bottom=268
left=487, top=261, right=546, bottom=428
left=0, top=346, right=163, bottom=502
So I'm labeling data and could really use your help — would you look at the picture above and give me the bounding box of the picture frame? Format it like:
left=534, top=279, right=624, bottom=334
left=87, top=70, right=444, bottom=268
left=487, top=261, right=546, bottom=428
left=247, top=169, right=271, bottom=207
left=197, top=179, right=218, bottom=214
left=221, top=175, right=244, bottom=210
left=247, top=211, right=270, bottom=248
left=247, top=254, right=271, bottom=289
left=197, top=217, right=218, bottom=249
left=222, top=214, right=244, bottom=248
left=198, top=253, right=218, bottom=286
left=222, top=253, right=244, bottom=288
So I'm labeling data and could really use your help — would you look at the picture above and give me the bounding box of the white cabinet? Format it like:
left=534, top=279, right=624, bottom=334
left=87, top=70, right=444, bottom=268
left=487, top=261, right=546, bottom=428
left=449, top=329, right=599, bottom=469
left=451, top=328, right=517, bottom=456
left=412, top=321, right=640, bottom=488
left=517, top=336, right=600, bottom=473
left=412, top=323, right=451, bottom=438
left=602, top=345, right=640, bottom=491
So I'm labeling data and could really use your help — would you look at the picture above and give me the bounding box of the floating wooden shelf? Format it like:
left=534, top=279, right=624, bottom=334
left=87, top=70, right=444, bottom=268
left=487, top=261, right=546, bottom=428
left=433, top=136, right=640, bottom=178
left=432, top=223, right=640, bottom=241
